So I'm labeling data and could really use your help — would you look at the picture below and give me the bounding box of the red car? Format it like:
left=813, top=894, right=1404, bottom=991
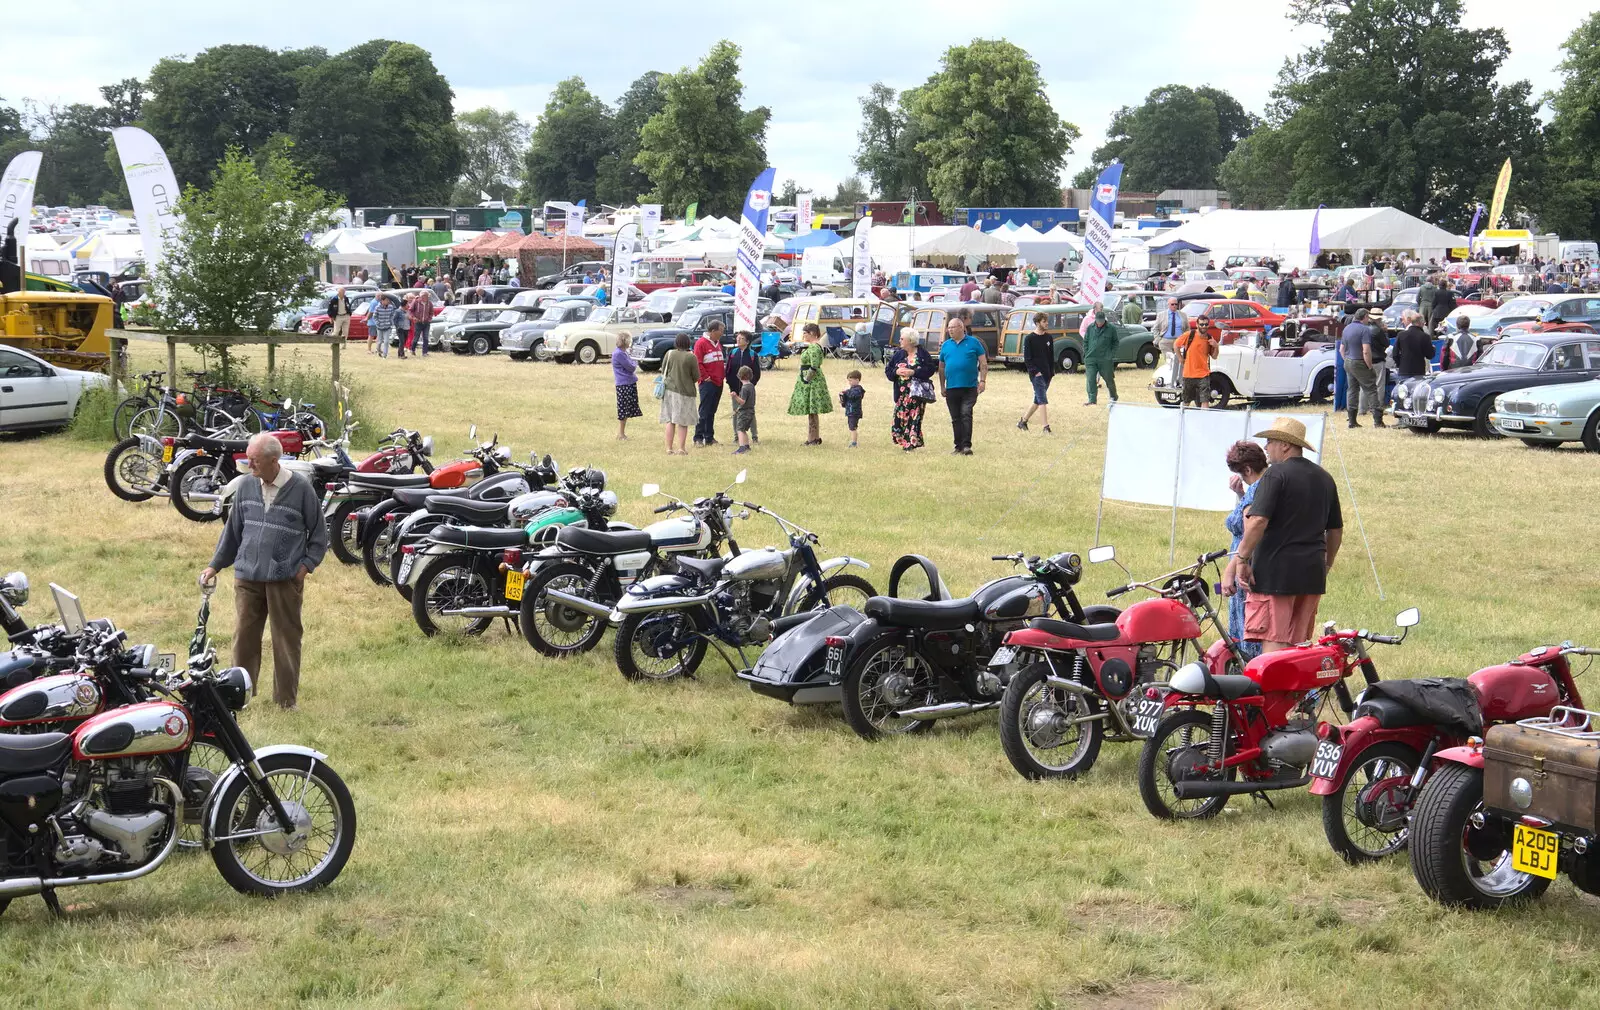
left=1497, top=320, right=1598, bottom=337
left=300, top=289, right=445, bottom=339
left=1180, top=299, right=1288, bottom=341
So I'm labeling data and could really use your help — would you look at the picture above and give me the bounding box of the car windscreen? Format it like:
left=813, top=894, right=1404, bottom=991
left=495, top=310, right=522, bottom=324
left=1477, top=341, right=1545, bottom=368
left=439, top=307, right=465, bottom=323
left=538, top=305, right=570, bottom=320
left=1496, top=298, right=1551, bottom=317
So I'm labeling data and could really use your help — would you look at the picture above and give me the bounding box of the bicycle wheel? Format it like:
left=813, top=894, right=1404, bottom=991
left=128, top=405, right=182, bottom=438
left=112, top=395, right=153, bottom=439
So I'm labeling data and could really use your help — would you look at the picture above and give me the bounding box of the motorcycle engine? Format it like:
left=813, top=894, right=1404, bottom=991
left=720, top=583, right=776, bottom=644
left=53, top=762, right=170, bottom=868
left=1259, top=728, right=1318, bottom=769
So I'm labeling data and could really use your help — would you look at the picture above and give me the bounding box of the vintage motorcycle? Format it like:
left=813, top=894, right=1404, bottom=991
left=610, top=472, right=876, bottom=682
left=996, top=546, right=1239, bottom=781
left=1137, top=608, right=1418, bottom=820
left=1311, top=640, right=1590, bottom=863
left=0, top=582, right=356, bottom=918
left=1, top=573, right=90, bottom=690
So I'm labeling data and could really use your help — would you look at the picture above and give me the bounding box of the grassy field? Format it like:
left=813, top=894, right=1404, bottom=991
left=1, top=340, right=1598, bottom=1009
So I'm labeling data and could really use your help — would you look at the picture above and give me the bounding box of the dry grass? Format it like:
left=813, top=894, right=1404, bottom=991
left=0, top=340, right=1598, bottom=1009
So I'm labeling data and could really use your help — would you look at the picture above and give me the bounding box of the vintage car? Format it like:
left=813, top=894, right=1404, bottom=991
left=1469, top=294, right=1600, bottom=337
left=538, top=304, right=646, bottom=364
left=1392, top=334, right=1600, bottom=436
left=1152, top=324, right=1336, bottom=408
left=995, top=304, right=1155, bottom=373
left=630, top=303, right=741, bottom=370
left=434, top=302, right=530, bottom=354
left=1098, top=289, right=1167, bottom=326
left=300, top=288, right=443, bottom=339
left=489, top=296, right=596, bottom=358
left=637, top=285, right=726, bottom=323
left=1497, top=321, right=1598, bottom=338
left=1489, top=376, right=1600, bottom=451
left=1178, top=298, right=1288, bottom=335
left=896, top=302, right=1006, bottom=358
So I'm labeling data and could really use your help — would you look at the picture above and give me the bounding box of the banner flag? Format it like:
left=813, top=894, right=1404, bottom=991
left=640, top=204, right=661, bottom=239
left=0, top=150, right=42, bottom=243
left=613, top=224, right=638, bottom=289
left=1309, top=204, right=1324, bottom=257
left=1075, top=161, right=1123, bottom=334
left=685, top=202, right=698, bottom=227
left=852, top=215, right=873, bottom=298
left=565, top=205, right=586, bottom=237
left=1487, top=159, right=1512, bottom=232
left=733, top=167, right=776, bottom=334
left=111, top=127, right=183, bottom=271
left=1467, top=204, right=1484, bottom=245
left=796, top=194, right=813, bottom=235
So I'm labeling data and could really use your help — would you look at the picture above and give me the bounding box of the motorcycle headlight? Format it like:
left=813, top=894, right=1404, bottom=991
left=215, top=665, right=252, bottom=711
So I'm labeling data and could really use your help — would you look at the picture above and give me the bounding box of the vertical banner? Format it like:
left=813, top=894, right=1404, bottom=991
left=796, top=194, right=813, bottom=235
left=640, top=204, right=661, bottom=239
left=1467, top=204, right=1484, bottom=245
left=613, top=223, right=639, bottom=290
left=0, top=151, right=42, bottom=242
left=1487, top=159, right=1512, bottom=232
left=733, top=168, right=776, bottom=335
left=851, top=215, right=873, bottom=297
left=565, top=205, right=586, bottom=237
left=685, top=202, right=699, bottom=228
left=1309, top=203, right=1324, bottom=258
left=111, top=127, right=183, bottom=271
left=1075, top=161, right=1123, bottom=334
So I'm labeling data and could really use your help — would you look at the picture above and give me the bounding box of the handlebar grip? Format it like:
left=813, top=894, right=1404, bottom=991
left=990, top=556, right=1013, bottom=561
left=1201, top=549, right=1229, bottom=564
left=653, top=503, right=674, bottom=514
left=1107, top=585, right=1130, bottom=598
left=1367, top=634, right=1400, bottom=646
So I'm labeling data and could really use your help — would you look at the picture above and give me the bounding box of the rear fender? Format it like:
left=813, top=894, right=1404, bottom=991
left=838, top=617, right=897, bottom=669
left=358, top=496, right=401, bottom=545
left=1430, top=743, right=1484, bottom=771
left=1307, top=716, right=1430, bottom=795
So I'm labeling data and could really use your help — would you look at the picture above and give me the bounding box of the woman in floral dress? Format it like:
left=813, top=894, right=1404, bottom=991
left=884, top=329, right=935, bottom=451
left=787, top=323, right=832, bottom=445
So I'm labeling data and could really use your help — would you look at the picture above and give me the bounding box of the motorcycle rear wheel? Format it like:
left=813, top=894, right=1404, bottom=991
left=362, top=512, right=398, bottom=586
left=327, top=500, right=363, bottom=565
left=1408, top=763, right=1551, bottom=909
left=169, top=455, right=228, bottom=522
left=210, top=752, right=356, bottom=897
left=999, top=662, right=1103, bottom=780
left=840, top=638, right=935, bottom=741
left=615, top=611, right=706, bottom=681
left=1138, top=708, right=1232, bottom=820
left=1321, top=741, right=1419, bottom=863
left=104, top=435, right=162, bottom=502
left=521, top=562, right=609, bottom=658
left=411, top=554, right=495, bottom=637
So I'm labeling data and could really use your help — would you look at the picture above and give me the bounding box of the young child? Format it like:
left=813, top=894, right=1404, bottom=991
left=839, top=369, right=865, bottom=447
left=731, top=365, right=755, bottom=454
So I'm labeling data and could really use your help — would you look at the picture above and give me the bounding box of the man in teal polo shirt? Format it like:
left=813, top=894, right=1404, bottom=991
left=938, top=318, right=987, bottom=455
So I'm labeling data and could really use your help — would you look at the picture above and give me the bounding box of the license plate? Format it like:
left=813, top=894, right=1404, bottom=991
left=1310, top=740, right=1343, bottom=780
left=162, top=445, right=173, bottom=462
left=1130, top=697, right=1165, bottom=738
left=1512, top=824, right=1560, bottom=879
left=1397, top=414, right=1429, bottom=428
left=1499, top=418, right=1525, bottom=430
left=504, top=569, right=525, bottom=602
left=825, top=645, right=844, bottom=678
left=155, top=652, right=176, bottom=672
left=397, top=554, right=415, bottom=584
left=989, top=646, right=1016, bottom=667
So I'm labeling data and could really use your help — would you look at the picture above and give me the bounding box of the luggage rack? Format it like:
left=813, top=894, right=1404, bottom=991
left=1517, top=705, right=1600, bottom=739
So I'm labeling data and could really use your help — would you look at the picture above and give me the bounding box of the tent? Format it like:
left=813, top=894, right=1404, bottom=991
left=783, top=230, right=845, bottom=253
left=450, top=231, right=507, bottom=255
left=1145, top=208, right=1463, bottom=271
left=1009, top=223, right=1083, bottom=269
left=866, top=225, right=1018, bottom=272
left=516, top=232, right=605, bottom=256
left=1146, top=238, right=1211, bottom=256
left=319, top=231, right=383, bottom=268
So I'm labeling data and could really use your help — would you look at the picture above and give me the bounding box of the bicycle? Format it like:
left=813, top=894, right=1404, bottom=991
left=114, top=370, right=188, bottom=439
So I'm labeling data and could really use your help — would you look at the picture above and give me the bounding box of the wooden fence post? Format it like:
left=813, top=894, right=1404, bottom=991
left=166, top=336, right=177, bottom=383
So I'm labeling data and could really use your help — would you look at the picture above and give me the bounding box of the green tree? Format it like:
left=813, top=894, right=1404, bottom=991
left=1541, top=12, right=1600, bottom=239
left=1217, top=126, right=1295, bottom=208
left=854, top=82, right=930, bottom=200
left=28, top=103, right=125, bottom=206
left=154, top=146, right=339, bottom=338
left=451, top=107, right=528, bottom=205
left=597, top=72, right=666, bottom=205
left=777, top=178, right=812, bottom=207
left=1195, top=86, right=1256, bottom=157
left=907, top=40, right=1076, bottom=213
left=523, top=78, right=612, bottom=207
left=1074, top=85, right=1253, bottom=192
left=635, top=40, right=769, bottom=218
left=826, top=176, right=868, bottom=209
left=0, top=97, right=21, bottom=145
left=143, top=46, right=307, bottom=187
left=98, top=79, right=146, bottom=127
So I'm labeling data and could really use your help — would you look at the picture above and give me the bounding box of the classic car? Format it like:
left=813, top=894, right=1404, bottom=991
left=492, top=297, right=598, bottom=358
left=0, top=345, right=108, bottom=433
left=1497, top=321, right=1598, bottom=338
left=1178, top=299, right=1288, bottom=336
left=1098, top=289, right=1167, bottom=325
left=433, top=302, right=526, bottom=353
left=1469, top=294, right=1600, bottom=336
left=538, top=305, right=646, bottom=364
left=1152, top=325, right=1336, bottom=408
left=1489, top=376, right=1600, bottom=451
left=637, top=285, right=726, bottom=323
left=629, top=303, right=740, bottom=370
left=1391, top=335, right=1600, bottom=436
left=300, top=289, right=445, bottom=338
left=535, top=260, right=609, bottom=289
left=895, top=302, right=1005, bottom=359
left=995, top=304, right=1155, bottom=374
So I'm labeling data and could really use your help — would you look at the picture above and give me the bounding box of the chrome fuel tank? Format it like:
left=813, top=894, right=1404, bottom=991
left=72, top=702, right=192, bottom=760
left=0, top=673, right=102, bottom=726
left=723, top=547, right=789, bottom=582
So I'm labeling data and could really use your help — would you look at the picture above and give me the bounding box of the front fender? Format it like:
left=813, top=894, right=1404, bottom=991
left=1431, top=744, right=1484, bottom=771
left=202, top=744, right=330, bottom=848
left=784, top=556, right=871, bottom=613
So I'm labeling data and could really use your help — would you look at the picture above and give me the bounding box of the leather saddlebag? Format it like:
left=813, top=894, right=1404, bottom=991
left=1484, top=722, right=1600, bottom=834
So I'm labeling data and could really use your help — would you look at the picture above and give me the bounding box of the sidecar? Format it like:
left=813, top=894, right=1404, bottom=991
left=739, top=555, right=947, bottom=705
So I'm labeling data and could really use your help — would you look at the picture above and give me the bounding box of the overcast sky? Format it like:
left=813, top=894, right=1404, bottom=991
left=2, top=1, right=1589, bottom=198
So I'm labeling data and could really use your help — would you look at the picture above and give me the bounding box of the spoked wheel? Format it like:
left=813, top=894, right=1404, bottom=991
left=796, top=574, right=876, bottom=614
left=113, top=396, right=154, bottom=439
left=1408, top=763, right=1551, bottom=909
left=521, top=563, right=609, bottom=658
left=999, top=662, right=1104, bottom=779
left=128, top=405, right=182, bottom=438
left=104, top=436, right=164, bottom=502
left=840, top=638, right=935, bottom=740
left=1321, top=742, right=1420, bottom=863
left=327, top=500, right=363, bottom=565
left=614, top=611, right=707, bottom=681
left=180, top=739, right=231, bottom=850
left=410, top=554, right=494, bottom=636
left=362, top=513, right=399, bottom=586
left=169, top=456, right=229, bottom=522
left=209, top=752, right=357, bottom=896
left=1138, top=708, right=1233, bottom=820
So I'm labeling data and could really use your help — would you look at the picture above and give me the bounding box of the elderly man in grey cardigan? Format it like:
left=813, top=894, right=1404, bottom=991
left=200, top=433, right=329, bottom=710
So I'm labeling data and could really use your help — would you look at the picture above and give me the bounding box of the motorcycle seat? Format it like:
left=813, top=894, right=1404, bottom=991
left=1027, top=617, right=1122, bottom=643
left=864, top=596, right=981, bottom=629
left=1353, top=696, right=1428, bottom=729
left=347, top=472, right=433, bottom=490
left=188, top=434, right=248, bottom=454
left=1203, top=673, right=1261, bottom=700
left=0, top=731, right=72, bottom=775
left=557, top=525, right=652, bottom=555
left=393, top=485, right=469, bottom=508
left=430, top=525, right=528, bottom=550
left=427, top=497, right=508, bottom=523
left=675, top=555, right=728, bottom=582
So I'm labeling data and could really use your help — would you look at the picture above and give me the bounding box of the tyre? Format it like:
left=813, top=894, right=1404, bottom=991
left=1408, top=763, right=1551, bottom=909
left=1310, top=368, right=1335, bottom=403
left=614, top=610, right=707, bottom=681
left=520, top=562, right=609, bottom=658
left=999, top=662, right=1104, bottom=780
left=104, top=436, right=162, bottom=502
left=507, top=352, right=530, bottom=362
left=410, top=553, right=495, bottom=637
left=839, top=637, right=936, bottom=740
left=470, top=334, right=491, bottom=355
left=533, top=342, right=552, bottom=362
left=1320, top=741, right=1420, bottom=863
left=209, top=752, right=357, bottom=897
left=128, top=404, right=182, bottom=438
left=1057, top=347, right=1081, bottom=373
left=1581, top=410, right=1600, bottom=453
left=362, top=513, right=400, bottom=587
left=1472, top=399, right=1497, bottom=438
left=112, top=396, right=152, bottom=439
left=327, top=500, right=363, bottom=565
left=1208, top=375, right=1233, bottom=409
left=179, top=739, right=230, bottom=850
left=1137, top=708, right=1232, bottom=820
left=794, top=573, right=877, bottom=614
left=317, top=323, right=332, bottom=336
left=575, top=342, right=599, bottom=365
left=1136, top=343, right=1159, bottom=368
left=169, top=455, right=229, bottom=522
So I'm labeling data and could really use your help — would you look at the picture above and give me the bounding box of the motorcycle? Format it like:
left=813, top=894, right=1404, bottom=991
left=1, top=573, right=88, bottom=690
left=517, top=482, right=733, bottom=658
left=825, top=550, right=1118, bottom=741
left=103, top=407, right=257, bottom=505
left=610, top=472, right=876, bottom=682
left=309, top=426, right=436, bottom=563
left=1311, top=640, right=1589, bottom=863
left=0, top=581, right=356, bottom=917
left=164, top=427, right=317, bottom=523
left=996, top=546, right=1239, bottom=781
left=1137, top=607, right=1418, bottom=821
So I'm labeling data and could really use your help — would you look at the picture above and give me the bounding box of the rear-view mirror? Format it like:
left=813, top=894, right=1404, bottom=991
left=1087, top=546, right=1116, bottom=564
left=734, top=470, right=747, bottom=484
left=1396, top=607, right=1420, bottom=628
left=468, top=424, right=477, bottom=440
left=641, top=483, right=660, bottom=498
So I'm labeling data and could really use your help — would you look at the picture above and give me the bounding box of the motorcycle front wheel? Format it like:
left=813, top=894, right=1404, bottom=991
left=411, top=553, right=495, bottom=636
left=999, top=662, right=1103, bottom=779
left=180, top=739, right=230, bottom=850
left=1138, top=708, right=1233, bottom=820
left=840, top=638, right=935, bottom=741
left=793, top=573, right=876, bottom=614
left=362, top=512, right=399, bottom=586
left=210, top=752, right=357, bottom=897
left=1321, top=741, right=1419, bottom=863
left=1408, top=763, right=1551, bottom=909
left=169, top=455, right=229, bottom=522
left=521, top=562, right=609, bottom=658
left=327, top=500, right=364, bottom=565
left=104, top=436, right=163, bottom=502
left=614, top=610, right=706, bottom=681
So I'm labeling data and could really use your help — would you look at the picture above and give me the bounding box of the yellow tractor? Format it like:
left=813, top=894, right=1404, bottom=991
left=1, top=220, right=114, bottom=371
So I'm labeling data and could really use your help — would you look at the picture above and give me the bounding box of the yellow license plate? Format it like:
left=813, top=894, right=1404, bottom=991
left=162, top=445, right=173, bottom=462
left=1512, top=824, right=1559, bottom=879
left=504, top=569, right=525, bottom=602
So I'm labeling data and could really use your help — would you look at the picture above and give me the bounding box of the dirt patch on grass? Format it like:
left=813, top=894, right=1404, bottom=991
left=1070, top=893, right=1183, bottom=933
left=1067, top=978, right=1194, bottom=1009
left=174, top=933, right=258, bottom=968
left=1292, top=894, right=1394, bottom=926
left=645, top=883, right=739, bottom=909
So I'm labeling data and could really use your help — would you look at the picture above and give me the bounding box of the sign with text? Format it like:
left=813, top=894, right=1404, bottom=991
left=734, top=167, right=776, bottom=334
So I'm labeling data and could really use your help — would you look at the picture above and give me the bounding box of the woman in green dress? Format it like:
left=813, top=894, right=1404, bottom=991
left=787, top=323, right=833, bottom=445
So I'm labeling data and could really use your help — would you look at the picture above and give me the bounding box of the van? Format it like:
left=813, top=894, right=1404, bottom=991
left=1559, top=241, right=1598, bottom=263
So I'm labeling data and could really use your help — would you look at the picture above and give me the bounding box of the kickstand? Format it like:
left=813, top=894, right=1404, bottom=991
left=1251, top=792, right=1277, bottom=810
left=39, top=887, right=63, bottom=917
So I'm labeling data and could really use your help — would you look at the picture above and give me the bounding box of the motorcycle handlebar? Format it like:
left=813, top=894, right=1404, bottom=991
left=1201, top=549, right=1229, bottom=564
left=653, top=503, right=677, bottom=514
left=991, top=555, right=1016, bottom=562
left=1367, top=633, right=1401, bottom=646
left=1107, top=585, right=1131, bottom=598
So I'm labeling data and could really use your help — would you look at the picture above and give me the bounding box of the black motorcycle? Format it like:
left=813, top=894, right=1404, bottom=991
left=826, top=552, right=1121, bottom=740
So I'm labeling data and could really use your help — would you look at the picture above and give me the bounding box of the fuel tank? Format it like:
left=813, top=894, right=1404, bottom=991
left=1116, top=598, right=1200, bottom=644
left=971, top=575, right=1046, bottom=622
left=71, top=702, right=192, bottom=761
left=646, top=514, right=711, bottom=552
left=1470, top=663, right=1560, bottom=723
left=0, top=673, right=102, bottom=726
left=724, top=547, right=789, bottom=582
left=1243, top=644, right=1344, bottom=694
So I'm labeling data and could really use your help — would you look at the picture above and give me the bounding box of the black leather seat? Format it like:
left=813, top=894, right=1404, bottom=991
left=427, top=497, right=508, bottom=523
left=431, top=525, right=528, bottom=549
left=558, top=525, right=652, bottom=554
left=1204, top=674, right=1261, bottom=700
left=394, top=485, right=478, bottom=508
left=189, top=434, right=248, bottom=454
left=1028, top=617, right=1122, bottom=643
left=0, top=732, right=72, bottom=775
left=1354, top=696, right=1428, bottom=729
left=675, top=556, right=727, bottom=582
left=864, top=596, right=981, bottom=629
left=347, top=473, right=432, bottom=489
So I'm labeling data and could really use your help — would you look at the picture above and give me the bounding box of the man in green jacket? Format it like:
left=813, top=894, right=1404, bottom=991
left=1083, top=308, right=1120, bottom=406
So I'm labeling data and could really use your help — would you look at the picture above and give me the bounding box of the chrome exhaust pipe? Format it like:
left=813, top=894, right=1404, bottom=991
left=613, top=592, right=715, bottom=615
left=442, top=605, right=516, bottom=617
left=540, top=589, right=615, bottom=620
left=1044, top=675, right=1095, bottom=696
left=1, top=779, right=184, bottom=899
left=1172, top=774, right=1310, bottom=799
left=0, top=876, right=43, bottom=898
left=894, top=700, right=1000, bottom=720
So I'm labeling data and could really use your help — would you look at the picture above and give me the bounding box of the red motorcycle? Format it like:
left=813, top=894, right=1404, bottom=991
left=1137, top=607, right=1419, bottom=820
left=995, top=546, right=1240, bottom=780
left=1311, top=640, right=1589, bottom=863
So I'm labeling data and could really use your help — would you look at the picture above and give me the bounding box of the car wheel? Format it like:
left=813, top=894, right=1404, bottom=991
left=318, top=323, right=332, bottom=336
left=1136, top=343, right=1159, bottom=368
left=470, top=335, right=491, bottom=356
left=1209, top=375, right=1234, bottom=409
left=1057, top=347, right=1081, bottom=373
left=533, top=342, right=553, bottom=362
left=576, top=342, right=599, bottom=365
left=1310, top=368, right=1335, bottom=403
left=1472, top=399, right=1496, bottom=438
left=1583, top=410, right=1600, bottom=453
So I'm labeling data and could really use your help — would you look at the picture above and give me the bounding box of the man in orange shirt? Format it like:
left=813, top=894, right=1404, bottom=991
left=1173, top=313, right=1219, bottom=407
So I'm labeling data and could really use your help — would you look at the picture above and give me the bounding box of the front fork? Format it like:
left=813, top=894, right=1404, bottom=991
left=199, top=685, right=297, bottom=834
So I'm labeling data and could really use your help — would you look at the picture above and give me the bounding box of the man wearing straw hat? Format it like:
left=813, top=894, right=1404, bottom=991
left=1233, top=416, right=1343, bottom=652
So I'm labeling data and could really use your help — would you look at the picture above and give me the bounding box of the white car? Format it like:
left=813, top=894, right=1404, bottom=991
left=1153, top=330, right=1336, bottom=408
left=0, top=345, right=109, bottom=433
left=540, top=305, right=647, bottom=364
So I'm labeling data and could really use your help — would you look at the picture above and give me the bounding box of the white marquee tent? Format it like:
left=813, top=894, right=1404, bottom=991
left=866, top=225, right=1018, bottom=272
left=1146, top=208, right=1464, bottom=271
left=1012, top=224, right=1084, bottom=268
